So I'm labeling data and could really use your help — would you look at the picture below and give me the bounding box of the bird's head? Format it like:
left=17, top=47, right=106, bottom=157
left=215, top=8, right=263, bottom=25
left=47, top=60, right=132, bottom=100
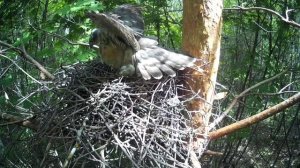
left=89, top=28, right=101, bottom=48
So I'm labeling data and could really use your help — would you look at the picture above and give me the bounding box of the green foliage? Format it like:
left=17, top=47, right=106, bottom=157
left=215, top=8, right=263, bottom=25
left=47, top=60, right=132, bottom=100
left=211, top=0, right=300, bottom=167
left=141, top=0, right=183, bottom=49
left=228, top=127, right=251, bottom=141
left=0, top=0, right=299, bottom=167
left=0, top=0, right=185, bottom=166
left=54, top=0, right=101, bottom=15
left=0, top=0, right=105, bottom=166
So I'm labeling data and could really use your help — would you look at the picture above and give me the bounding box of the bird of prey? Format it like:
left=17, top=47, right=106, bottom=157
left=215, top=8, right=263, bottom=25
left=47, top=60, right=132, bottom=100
left=87, top=4, right=196, bottom=80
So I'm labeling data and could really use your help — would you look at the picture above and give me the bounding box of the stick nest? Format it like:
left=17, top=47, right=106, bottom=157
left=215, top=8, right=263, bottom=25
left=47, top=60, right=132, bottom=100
left=37, top=60, right=202, bottom=168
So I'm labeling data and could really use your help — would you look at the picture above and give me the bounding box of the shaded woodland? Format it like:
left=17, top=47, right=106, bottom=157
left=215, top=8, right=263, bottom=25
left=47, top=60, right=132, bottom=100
left=0, top=0, right=299, bottom=167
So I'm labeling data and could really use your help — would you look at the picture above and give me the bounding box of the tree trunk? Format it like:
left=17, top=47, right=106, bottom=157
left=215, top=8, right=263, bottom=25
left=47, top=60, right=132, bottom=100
left=182, top=0, right=223, bottom=149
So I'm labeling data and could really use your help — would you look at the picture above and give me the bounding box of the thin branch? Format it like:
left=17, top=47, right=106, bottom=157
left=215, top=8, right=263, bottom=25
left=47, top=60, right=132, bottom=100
left=224, top=6, right=300, bottom=29
left=0, top=64, right=13, bottom=79
left=63, top=117, right=88, bottom=168
left=209, top=70, right=288, bottom=130
left=0, top=54, right=47, bottom=87
left=44, top=31, right=92, bottom=48
left=0, top=111, right=38, bottom=130
left=209, top=92, right=300, bottom=140
left=203, top=150, right=223, bottom=156
left=253, top=21, right=275, bottom=33
left=189, top=150, right=201, bottom=168
left=243, top=91, right=298, bottom=97
left=0, top=41, right=55, bottom=80
left=28, top=24, right=99, bottom=50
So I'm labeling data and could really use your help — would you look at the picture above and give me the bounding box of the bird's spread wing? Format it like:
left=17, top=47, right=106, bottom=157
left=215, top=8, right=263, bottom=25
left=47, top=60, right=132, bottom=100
left=86, top=5, right=144, bottom=51
left=111, top=4, right=144, bottom=37
left=135, top=39, right=197, bottom=80
left=87, top=5, right=198, bottom=80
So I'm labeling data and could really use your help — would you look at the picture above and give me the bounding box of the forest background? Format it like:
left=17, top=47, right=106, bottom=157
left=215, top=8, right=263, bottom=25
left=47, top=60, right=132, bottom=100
left=0, top=0, right=299, bottom=167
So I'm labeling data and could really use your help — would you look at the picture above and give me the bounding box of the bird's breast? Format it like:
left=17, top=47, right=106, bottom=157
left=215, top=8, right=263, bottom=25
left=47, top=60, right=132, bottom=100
left=101, top=45, right=124, bottom=69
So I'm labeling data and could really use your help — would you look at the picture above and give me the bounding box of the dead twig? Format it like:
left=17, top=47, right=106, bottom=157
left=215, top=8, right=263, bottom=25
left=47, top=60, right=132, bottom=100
left=0, top=41, right=55, bottom=80
left=224, top=6, right=300, bottom=29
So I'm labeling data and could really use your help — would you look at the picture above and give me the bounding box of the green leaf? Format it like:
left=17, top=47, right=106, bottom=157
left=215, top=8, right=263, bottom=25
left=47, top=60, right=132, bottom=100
left=14, top=32, right=34, bottom=46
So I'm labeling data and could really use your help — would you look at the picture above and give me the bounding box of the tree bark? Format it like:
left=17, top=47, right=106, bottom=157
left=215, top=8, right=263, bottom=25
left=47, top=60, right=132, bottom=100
left=182, top=0, right=223, bottom=136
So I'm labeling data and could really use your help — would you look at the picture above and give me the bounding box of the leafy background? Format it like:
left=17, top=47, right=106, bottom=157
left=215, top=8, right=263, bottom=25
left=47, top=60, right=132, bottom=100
left=0, top=0, right=299, bottom=167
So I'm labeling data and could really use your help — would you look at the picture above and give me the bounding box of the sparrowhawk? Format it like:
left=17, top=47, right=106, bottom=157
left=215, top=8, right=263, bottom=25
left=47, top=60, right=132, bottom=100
left=87, top=4, right=196, bottom=80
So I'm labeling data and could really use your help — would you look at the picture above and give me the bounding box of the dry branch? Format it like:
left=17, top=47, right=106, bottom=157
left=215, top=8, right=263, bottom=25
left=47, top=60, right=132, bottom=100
left=224, top=6, right=300, bottom=29
left=209, top=92, right=300, bottom=140
left=32, top=60, right=206, bottom=168
left=0, top=54, right=48, bottom=86
left=209, top=70, right=287, bottom=130
left=0, top=40, right=55, bottom=80
left=0, top=111, right=38, bottom=130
